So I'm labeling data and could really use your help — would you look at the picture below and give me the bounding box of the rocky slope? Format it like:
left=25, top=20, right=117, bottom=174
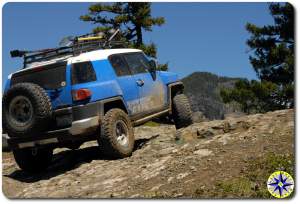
left=2, top=109, right=294, bottom=198
left=182, top=72, right=243, bottom=120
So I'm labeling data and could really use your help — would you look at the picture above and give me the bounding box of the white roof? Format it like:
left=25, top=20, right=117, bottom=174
left=68, top=48, right=142, bottom=64
left=16, top=48, right=142, bottom=73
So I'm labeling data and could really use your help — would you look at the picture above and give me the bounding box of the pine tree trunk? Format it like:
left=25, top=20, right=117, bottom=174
left=136, top=26, right=143, bottom=46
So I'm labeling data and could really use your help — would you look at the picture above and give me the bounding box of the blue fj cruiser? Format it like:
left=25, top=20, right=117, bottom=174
left=2, top=31, right=193, bottom=172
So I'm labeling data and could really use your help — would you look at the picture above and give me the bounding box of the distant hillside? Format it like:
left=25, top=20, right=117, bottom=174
left=182, top=72, right=243, bottom=120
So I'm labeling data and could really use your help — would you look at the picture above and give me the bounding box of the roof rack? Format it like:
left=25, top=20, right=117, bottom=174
left=10, top=29, right=127, bottom=68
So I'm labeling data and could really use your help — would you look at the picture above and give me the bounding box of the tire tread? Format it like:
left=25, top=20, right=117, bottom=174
left=99, top=108, right=134, bottom=158
left=3, top=82, right=52, bottom=137
left=172, top=94, right=193, bottom=129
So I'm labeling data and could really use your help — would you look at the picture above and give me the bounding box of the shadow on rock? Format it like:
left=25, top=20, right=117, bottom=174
left=133, top=134, right=159, bottom=151
left=5, top=146, right=105, bottom=183
left=5, top=136, right=159, bottom=183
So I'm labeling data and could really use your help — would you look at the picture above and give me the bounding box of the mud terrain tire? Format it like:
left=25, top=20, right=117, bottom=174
left=99, top=109, right=134, bottom=158
left=3, top=83, right=52, bottom=137
left=13, top=147, right=53, bottom=173
left=172, top=94, right=193, bottom=129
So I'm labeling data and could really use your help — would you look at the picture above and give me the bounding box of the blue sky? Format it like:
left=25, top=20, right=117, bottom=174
left=2, top=2, right=274, bottom=89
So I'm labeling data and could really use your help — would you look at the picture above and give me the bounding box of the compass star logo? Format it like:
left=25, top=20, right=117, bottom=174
left=267, top=171, right=294, bottom=198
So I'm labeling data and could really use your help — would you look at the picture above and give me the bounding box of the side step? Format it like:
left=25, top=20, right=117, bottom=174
left=133, top=109, right=169, bottom=126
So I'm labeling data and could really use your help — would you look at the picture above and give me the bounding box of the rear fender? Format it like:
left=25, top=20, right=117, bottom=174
left=102, top=97, right=128, bottom=115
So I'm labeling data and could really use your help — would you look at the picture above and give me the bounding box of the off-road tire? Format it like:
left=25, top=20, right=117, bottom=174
left=98, top=108, right=134, bottom=158
left=172, top=94, right=193, bottom=129
left=13, top=147, right=53, bottom=173
left=2, top=82, right=52, bottom=137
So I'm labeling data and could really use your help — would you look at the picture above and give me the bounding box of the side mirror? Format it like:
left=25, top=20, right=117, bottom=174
left=149, top=60, right=157, bottom=72
left=149, top=60, right=157, bottom=80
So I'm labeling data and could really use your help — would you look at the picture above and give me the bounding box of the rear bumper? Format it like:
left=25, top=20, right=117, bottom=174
left=5, top=116, right=100, bottom=149
left=5, top=101, right=103, bottom=149
left=69, top=116, right=99, bottom=135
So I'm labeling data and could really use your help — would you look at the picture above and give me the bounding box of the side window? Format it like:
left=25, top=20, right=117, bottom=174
left=124, top=52, right=150, bottom=74
left=109, top=55, right=131, bottom=77
left=71, top=61, right=97, bottom=85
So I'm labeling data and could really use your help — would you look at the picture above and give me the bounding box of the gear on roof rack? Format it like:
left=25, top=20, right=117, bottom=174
left=10, top=29, right=127, bottom=68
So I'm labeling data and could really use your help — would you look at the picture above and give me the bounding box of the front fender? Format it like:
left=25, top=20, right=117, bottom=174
left=158, top=71, right=180, bottom=85
left=4, top=74, right=12, bottom=93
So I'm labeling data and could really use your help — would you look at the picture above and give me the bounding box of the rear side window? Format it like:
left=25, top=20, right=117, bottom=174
left=109, top=54, right=131, bottom=77
left=11, top=62, right=66, bottom=90
left=123, top=52, right=150, bottom=74
left=71, top=61, right=97, bottom=85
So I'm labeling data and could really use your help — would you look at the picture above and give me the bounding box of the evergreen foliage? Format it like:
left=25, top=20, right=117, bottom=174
left=221, top=3, right=294, bottom=113
left=80, top=2, right=168, bottom=70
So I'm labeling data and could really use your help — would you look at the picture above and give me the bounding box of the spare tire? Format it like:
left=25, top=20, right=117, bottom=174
left=2, top=82, right=52, bottom=137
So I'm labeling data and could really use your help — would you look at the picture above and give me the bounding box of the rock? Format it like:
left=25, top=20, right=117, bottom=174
left=197, top=128, right=215, bottom=138
left=240, top=121, right=251, bottom=129
left=140, top=165, right=147, bottom=169
left=192, top=111, right=207, bottom=123
left=158, top=147, right=175, bottom=156
left=150, top=184, right=162, bottom=191
left=175, top=129, right=182, bottom=141
left=2, top=109, right=294, bottom=198
left=176, top=128, right=197, bottom=142
left=172, top=149, right=179, bottom=154
left=180, top=143, right=190, bottom=150
left=167, top=177, right=174, bottom=183
left=176, top=172, right=189, bottom=180
left=173, top=193, right=184, bottom=197
left=222, top=121, right=231, bottom=133
left=194, top=149, right=213, bottom=157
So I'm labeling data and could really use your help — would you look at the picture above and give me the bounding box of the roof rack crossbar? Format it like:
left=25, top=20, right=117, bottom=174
left=22, top=46, right=73, bottom=68
left=24, top=50, right=73, bottom=65
left=11, top=29, right=127, bottom=68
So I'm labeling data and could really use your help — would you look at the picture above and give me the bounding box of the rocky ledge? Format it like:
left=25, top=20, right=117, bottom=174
left=2, top=109, right=294, bottom=198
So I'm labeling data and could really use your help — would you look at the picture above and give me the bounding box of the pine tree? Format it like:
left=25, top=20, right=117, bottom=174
left=80, top=2, right=167, bottom=70
left=221, top=3, right=294, bottom=113
left=246, top=3, right=294, bottom=85
left=220, top=79, right=282, bottom=114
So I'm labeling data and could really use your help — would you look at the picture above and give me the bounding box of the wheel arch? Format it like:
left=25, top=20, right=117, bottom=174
left=168, top=81, right=185, bottom=113
left=103, top=97, right=128, bottom=115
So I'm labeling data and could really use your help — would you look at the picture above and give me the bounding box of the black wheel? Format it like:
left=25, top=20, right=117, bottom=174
left=98, top=108, right=134, bottom=158
left=2, top=83, right=52, bottom=137
left=13, top=147, right=53, bottom=173
left=172, top=94, right=193, bottom=129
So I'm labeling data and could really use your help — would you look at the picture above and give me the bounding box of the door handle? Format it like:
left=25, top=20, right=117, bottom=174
left=136, top=79, right=144, bottom=86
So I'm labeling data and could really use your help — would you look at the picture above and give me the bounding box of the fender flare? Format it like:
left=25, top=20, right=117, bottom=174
left=101, top=96, right=129, bottom=115
left=167, top=81, right=184, bottom=113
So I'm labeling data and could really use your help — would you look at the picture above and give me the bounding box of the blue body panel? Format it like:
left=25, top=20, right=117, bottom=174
left=46, top=64, right=73, bottom=109
left=72, top=60, right=123, bottom=103
left=4, top=55, right=181, bottom=116
left=4, top=77, right=11, bottom=93
left=72, top=60, right=140, bottom=115
left=131, top=71, right=168, bottom=113
left=158, top=71, right=180, bottom=85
